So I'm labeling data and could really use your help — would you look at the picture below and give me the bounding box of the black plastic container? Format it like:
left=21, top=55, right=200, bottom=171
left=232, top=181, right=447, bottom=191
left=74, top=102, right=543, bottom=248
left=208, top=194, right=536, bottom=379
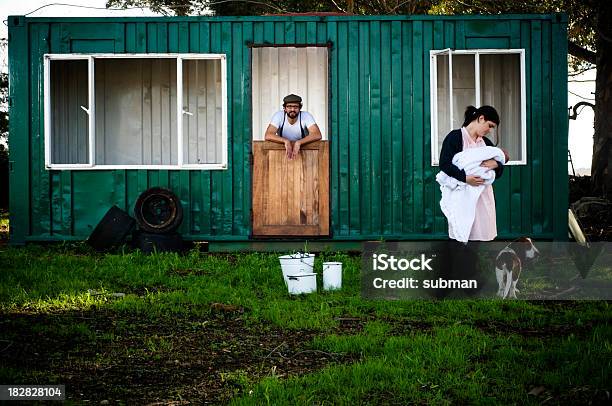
left=132, top=231, right=183, bottom=254
left=87, top=206, right=136, bottom=251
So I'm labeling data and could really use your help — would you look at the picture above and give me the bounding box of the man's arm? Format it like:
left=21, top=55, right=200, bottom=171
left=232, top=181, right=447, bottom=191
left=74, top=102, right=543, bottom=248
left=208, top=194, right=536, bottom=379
left=264, top=123, right=293, bottom=159
left=264, top=124, right=283, bottom=143
left=291, top=124, right=322, bottom=159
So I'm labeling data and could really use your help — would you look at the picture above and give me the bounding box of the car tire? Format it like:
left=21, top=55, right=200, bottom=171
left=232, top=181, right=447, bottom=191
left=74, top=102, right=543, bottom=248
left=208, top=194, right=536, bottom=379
left=134, top=187, right=183, bottom=234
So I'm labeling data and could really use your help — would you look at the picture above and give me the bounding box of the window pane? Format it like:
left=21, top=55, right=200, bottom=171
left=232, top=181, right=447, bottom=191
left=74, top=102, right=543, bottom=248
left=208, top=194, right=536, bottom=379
left=480, top=53, right=522, bottom=161
left=50, top=59, right=89, bottom=164
left=436, top=54, right=450, bottom=155
left=182, top=59, right=223, bottom=165
left=452, top=54, right=476, bottom=130
left=95, top=58, right=177, bottom=165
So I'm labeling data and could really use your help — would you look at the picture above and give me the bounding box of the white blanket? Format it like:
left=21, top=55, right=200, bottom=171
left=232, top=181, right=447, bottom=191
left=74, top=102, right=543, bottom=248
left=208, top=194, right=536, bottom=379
left=436, top=146, right=506, bottom=243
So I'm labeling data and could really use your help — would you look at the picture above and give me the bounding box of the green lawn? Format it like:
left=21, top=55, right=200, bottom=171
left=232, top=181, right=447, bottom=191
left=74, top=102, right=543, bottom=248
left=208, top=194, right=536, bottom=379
left=0, top=210, right=8, bottom=243
left=0, top=244, right=610, bottom=404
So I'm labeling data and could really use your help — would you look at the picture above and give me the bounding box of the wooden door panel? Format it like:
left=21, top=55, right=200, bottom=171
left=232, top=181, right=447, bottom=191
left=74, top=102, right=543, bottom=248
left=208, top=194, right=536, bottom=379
left=252, top=141, right=329, bottom=236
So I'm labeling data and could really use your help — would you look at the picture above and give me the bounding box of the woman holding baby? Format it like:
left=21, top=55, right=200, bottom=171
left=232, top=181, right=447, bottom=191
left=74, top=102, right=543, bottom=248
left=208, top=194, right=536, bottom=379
left=437, top=105, right=506, bottom=297
left=439, top=105, right=505, bottom=241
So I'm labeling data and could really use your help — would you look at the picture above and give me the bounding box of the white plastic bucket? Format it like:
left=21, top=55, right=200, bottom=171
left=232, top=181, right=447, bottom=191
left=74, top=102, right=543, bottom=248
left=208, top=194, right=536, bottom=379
left=322, top=262, right=343, bottom=290
left=286, top=273, right=317, bottom=295
left=279, top=253, right=315, bottom=283
left=280, top=262, right=303, bottom=285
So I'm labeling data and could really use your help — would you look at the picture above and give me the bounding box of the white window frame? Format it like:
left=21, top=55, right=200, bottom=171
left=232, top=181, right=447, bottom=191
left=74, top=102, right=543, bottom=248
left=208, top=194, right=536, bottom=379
left=44, top=54, right=95, bottom=169
left=430, top=49, right=526, bottom=166
left=178, top=55, right=228, bottom=170
left=44, top=53, right=228, bottom=170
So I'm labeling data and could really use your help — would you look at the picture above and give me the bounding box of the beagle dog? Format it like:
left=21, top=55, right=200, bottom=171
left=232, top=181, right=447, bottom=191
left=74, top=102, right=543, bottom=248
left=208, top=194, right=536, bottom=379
left=495, top=237, right=540, bottom=299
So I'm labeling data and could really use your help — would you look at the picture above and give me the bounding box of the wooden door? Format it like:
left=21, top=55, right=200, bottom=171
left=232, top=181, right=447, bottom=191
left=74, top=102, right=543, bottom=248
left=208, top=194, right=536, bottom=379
left=252, top=141, right=329, bottom=237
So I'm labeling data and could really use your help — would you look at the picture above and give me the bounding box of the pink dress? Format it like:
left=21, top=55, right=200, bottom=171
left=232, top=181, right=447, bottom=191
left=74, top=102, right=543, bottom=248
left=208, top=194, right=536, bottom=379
left=461, top=127, right=497, bottom=241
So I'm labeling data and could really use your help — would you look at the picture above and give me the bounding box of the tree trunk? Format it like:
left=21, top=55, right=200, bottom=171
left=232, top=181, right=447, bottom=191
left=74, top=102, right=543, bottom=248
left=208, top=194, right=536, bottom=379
left=591, top=2, right=612, bottom=198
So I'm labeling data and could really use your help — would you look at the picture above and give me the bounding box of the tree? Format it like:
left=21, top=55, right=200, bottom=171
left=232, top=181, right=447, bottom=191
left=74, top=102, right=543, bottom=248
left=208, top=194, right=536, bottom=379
left=591, top=3, right=612, bottom=198
left=106, top=0, right=433, bottom=16
left=1, top=38, right=8, bottom=210
left=1, top=38, right=7, bottom=143
left=0, top=72, right=7, bottom=141
left=0, top=73, right=7, bottom=137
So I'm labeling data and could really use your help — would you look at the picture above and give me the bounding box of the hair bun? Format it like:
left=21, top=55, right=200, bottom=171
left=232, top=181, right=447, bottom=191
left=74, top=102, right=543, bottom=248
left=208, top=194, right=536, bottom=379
left=463, top=106, right=478, bottom=126
left=465, top=105, right=477, bottom=114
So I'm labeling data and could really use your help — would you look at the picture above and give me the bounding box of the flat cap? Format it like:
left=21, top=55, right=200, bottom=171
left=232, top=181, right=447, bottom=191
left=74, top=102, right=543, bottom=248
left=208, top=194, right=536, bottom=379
left=283, top=94, right=302, bottom=104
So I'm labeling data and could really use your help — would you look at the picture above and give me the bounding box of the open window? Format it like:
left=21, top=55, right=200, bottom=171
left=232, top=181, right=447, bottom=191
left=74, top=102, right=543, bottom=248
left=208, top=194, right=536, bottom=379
left=251, top=46, right=328, bottom=141
left=44, top=54, right=227, bottom=170
left=430, top=49, right=526, bottom=165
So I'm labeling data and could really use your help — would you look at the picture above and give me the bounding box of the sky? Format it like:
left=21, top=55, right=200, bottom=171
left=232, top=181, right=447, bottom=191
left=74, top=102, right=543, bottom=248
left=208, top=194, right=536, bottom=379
left=0, top=0, right=598, bottom=173
left=567, top=69, right=596, bottom=174
left=0, top=0, right=162, bottom=39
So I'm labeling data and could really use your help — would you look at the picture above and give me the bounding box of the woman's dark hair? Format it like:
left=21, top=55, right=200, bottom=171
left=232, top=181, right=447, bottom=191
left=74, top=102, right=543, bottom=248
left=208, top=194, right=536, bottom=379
left=462, top=105, right=500, bottom=127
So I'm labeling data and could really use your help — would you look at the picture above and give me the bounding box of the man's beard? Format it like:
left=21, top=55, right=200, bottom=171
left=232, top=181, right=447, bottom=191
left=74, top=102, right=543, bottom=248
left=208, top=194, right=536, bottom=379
left=286, top=111, right=298, bottom=119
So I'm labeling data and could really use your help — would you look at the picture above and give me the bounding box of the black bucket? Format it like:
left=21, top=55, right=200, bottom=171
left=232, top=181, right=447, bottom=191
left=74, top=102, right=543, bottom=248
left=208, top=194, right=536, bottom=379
left=132, top=231, right=183, bottom=254
left=87, top=206, right=136, bottom=252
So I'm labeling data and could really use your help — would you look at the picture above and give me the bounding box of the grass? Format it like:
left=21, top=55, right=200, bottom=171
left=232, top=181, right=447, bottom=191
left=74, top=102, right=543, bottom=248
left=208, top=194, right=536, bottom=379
left=236, top=323, right=612, bottom=405
left=0, top=243, right=610, bottom=404
left=0, top=210, right=8, bottom=243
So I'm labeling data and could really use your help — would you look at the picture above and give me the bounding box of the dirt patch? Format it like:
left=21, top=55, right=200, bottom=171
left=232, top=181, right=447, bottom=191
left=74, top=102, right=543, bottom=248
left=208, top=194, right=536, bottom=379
left=333, top=317, right=367, bottom=334
left=0, top=310, right=357, bottom=404
left=473, top=319, right=598, bottom=339
left=331, top=315, right=432, bottom=336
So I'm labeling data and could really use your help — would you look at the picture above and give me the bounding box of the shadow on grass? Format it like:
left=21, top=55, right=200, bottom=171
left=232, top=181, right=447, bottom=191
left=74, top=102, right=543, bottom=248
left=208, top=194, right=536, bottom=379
left=0, top=308, right=361, bottom=404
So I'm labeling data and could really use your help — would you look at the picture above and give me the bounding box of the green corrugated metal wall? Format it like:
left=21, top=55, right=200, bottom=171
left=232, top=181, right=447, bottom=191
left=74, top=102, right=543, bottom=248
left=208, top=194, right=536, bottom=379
left=8, top=14, right=568, bottom=243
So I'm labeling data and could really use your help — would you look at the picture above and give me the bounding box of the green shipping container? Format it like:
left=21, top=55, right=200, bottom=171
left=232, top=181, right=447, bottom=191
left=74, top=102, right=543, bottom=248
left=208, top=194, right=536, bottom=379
left=8, top=14, right=568, bottom=246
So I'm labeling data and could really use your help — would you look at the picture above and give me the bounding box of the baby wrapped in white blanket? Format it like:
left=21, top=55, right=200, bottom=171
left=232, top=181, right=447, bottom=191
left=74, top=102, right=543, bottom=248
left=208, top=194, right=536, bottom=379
left=436, top=146, right=506, bottom=243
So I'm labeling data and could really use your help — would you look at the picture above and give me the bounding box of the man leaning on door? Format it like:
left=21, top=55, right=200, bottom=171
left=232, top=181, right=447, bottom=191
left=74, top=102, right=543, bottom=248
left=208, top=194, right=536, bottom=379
left=264, top=94, right=323, bottom=160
